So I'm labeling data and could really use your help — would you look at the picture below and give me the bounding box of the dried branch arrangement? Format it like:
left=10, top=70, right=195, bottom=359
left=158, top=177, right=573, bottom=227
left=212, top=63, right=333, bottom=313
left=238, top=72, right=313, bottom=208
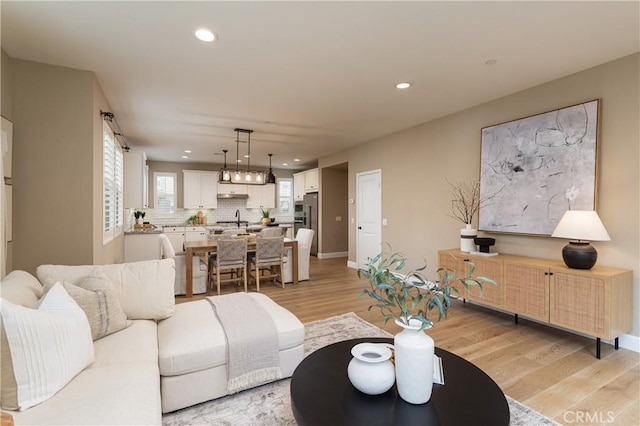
left=447, top=179, right=481, bottom=225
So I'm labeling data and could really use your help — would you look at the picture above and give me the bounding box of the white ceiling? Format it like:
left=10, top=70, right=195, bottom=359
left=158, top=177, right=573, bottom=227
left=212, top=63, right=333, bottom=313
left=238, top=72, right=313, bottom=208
left=2, top=1, right=638, bottom=170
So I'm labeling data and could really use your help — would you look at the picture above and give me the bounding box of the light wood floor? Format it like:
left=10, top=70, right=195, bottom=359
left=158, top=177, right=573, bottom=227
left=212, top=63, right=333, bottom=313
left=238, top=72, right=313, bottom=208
left=177, top=256, right=640, bottom=425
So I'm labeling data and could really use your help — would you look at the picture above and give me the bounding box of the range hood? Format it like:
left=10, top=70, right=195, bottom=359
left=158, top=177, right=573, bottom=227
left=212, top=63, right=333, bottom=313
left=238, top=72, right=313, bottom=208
left=217, top=193, right=249, bottom=200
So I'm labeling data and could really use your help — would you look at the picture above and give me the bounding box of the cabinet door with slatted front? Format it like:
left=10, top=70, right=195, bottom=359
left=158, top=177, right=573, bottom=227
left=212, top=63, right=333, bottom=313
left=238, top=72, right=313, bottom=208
left=504, top=261, right=549, bottom=322
left=550, top=269, right=608, bottom=337
left=465, top=257, right=503, bottom=308
left=437, top=251, right=467, bottom=300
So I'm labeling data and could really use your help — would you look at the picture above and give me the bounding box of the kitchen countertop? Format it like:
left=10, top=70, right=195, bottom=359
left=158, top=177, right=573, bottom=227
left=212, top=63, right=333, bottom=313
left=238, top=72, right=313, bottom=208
left=124, top=229, right=163, bottom=235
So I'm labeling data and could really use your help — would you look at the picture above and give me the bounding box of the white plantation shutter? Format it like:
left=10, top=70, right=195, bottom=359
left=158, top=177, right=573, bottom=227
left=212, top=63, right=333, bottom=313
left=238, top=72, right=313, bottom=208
left=155, top=172, right=176, bottom=213
left=103, top=122, right=124, bottom=243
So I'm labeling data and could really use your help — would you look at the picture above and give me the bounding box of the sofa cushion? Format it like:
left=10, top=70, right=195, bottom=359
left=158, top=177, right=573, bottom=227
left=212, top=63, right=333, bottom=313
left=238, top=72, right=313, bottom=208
left=51, top=271, right=129, bottom=340
left=158, top=293, right=304, bottom=377
left=36, top=259, right=175, bottom=320
left=0, top=283, right=94, bottom=411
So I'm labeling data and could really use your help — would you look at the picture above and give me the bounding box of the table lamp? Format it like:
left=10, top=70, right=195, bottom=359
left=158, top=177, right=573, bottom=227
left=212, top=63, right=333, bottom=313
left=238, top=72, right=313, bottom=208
left=551, top=210, right=610, bottom=269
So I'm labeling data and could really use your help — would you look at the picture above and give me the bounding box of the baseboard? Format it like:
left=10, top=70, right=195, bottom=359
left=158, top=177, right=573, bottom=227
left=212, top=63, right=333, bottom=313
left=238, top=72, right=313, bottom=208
left=347, top=260, right=358, bottom=269
left=317, top=251, right=348, bottom=259
left=618, top=333, right=640, bottom=353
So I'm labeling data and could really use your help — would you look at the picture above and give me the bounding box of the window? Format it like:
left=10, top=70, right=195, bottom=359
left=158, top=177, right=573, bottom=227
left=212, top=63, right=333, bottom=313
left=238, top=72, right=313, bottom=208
left=155, top=172, right=176, bottom=213
left=278, top=178, right=293, bottom=214
left=103, top=122, right=124, bottom=244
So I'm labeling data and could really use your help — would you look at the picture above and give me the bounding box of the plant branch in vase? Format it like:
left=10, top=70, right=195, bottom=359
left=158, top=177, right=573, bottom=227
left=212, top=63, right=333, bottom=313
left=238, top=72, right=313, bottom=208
left=357, top=247, right=496, bottom=404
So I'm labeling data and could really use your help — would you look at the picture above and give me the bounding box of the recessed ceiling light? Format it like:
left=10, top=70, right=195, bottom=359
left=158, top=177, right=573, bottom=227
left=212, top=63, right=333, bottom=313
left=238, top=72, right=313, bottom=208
left=485, top=59, right=498, bottom=66
left=182, top=155, right=189, bottom=159
left=294, top=159, right=300, bottom=162
left=282, top=163, right=288, bottom=166
left=237, top=160, right=242, bottom=163
left=184, top=150, right=192, bottom=153
left=395, top=82, right=411, bottom=89
left=195, top=28, right=216, bottom=42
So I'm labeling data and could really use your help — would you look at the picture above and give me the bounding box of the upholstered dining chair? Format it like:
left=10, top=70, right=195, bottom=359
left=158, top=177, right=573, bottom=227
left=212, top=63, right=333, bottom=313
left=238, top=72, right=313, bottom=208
left=259, top=227, right=284, bottom=238
left=210, top=238, right=248, bottom=295
left=249, top=236, right=285, bottom=291
left=159, top=234, right=207, bottom=295
left=283, top=228, right=314, bottom=283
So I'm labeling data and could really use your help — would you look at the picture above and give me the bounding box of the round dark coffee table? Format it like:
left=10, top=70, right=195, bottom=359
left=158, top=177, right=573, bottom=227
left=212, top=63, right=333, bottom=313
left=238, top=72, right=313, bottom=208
left=290, top=338, right=509, bottom=426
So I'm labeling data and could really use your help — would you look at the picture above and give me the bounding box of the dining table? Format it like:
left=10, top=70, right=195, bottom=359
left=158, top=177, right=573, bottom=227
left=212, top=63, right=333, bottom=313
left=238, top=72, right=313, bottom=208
left=183, top=237, right=299, bottom=298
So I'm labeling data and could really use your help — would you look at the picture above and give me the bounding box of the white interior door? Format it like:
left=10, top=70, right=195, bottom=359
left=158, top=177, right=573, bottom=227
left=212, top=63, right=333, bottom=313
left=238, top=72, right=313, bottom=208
left=356, top=169, right=382, bottom=269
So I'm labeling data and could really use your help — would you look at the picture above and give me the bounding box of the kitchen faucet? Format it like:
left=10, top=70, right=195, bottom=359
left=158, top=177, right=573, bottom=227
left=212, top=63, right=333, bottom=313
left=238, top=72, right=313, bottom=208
left=235, top=209, right=240, bottom=228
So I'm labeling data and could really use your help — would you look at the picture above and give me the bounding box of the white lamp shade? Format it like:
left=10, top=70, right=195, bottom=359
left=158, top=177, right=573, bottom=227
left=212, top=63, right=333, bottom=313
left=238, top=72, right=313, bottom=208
left=551, top=210, right=611, bottom=241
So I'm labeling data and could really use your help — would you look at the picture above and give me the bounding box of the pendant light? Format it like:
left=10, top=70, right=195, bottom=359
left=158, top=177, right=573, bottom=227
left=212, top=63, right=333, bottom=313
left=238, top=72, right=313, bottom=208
left=219, top=149, right=231, bottom=182
left=265, top=153, right=276, bottom=184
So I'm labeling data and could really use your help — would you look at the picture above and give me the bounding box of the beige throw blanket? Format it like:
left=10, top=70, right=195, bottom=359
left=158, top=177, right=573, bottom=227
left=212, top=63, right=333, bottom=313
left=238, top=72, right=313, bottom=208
left=207, top=294, right=282, bottom=394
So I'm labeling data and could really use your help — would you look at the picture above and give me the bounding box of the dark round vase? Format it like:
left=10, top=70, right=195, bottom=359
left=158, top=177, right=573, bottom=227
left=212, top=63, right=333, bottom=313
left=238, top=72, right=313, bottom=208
left=562, top=241, right=597, bottom=269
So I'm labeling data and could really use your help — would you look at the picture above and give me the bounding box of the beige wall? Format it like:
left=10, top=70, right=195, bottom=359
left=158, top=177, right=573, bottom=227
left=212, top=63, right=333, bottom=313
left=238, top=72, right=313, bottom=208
left=9, top=58, right=120, bottom=273
left=2, top=49, right=14, bottom=271
left=321, top=53, right=640, bottom=336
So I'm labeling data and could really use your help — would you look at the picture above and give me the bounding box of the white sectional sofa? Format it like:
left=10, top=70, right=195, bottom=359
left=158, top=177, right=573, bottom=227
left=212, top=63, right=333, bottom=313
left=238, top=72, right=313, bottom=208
left=0, top=259, right=305, bottom=425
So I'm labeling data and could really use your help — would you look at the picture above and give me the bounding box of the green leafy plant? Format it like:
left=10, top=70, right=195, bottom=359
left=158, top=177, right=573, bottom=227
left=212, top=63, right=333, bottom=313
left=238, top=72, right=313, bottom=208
left=133, top=210, right=145, bottom=220
left=186, top=214, right=199, bottom=225
left=260, top=208, right=270, bottom=218
left=358, top=247, right=496, bottom=330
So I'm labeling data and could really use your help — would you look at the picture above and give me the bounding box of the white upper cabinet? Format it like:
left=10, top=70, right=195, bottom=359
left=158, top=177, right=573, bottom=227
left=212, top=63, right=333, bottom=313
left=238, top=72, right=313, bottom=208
left=247, top=184, right=276, bottom=209
left=124, top=151, right=148, bottom=208
left=293, top=168, right=319, bottom=201
left=183, top=170, right=217, bottom=209
left=304, top=168, right=319, bottom=192
left=293, top=172, right=305, bottom=201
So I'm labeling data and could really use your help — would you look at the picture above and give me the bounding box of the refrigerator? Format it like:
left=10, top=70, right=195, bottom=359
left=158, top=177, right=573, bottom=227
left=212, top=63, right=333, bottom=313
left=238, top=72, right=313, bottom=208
left=302, top=193, right=318, bottom=256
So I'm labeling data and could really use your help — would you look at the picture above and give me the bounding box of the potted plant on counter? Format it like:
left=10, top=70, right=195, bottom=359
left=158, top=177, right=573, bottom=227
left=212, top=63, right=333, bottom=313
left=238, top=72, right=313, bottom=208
left=134, top=210, right=145, bottom=225
left=358, top=247, right=496, bottom=405
left=260, top=208, right=271, bottom=225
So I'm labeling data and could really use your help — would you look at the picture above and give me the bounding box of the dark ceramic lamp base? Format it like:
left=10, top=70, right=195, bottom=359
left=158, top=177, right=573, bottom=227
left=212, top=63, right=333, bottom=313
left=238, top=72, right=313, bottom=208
left=562, top=241, right=597, bottom=269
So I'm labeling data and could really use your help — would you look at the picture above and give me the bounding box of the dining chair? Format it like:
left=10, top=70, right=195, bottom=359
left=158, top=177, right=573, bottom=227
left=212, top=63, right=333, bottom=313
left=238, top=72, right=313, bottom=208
left=259, top=227, right=283, bottom=238
left=283, top=228, right=314, bottom=283
left=209, top=238, right=248, bottom=295
left=249, top=236, right=285, bottom=291
left=159, top=234, right=207, bottom=295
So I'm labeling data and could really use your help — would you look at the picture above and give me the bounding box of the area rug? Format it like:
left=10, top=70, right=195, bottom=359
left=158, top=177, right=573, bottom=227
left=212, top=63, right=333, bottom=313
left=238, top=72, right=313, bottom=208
left=163, top=312, right=559, bottom=426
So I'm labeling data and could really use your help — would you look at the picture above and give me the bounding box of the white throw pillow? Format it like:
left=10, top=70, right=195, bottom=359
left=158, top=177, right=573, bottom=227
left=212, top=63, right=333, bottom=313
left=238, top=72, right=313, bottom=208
left=0, top=283, right=94, bottom=411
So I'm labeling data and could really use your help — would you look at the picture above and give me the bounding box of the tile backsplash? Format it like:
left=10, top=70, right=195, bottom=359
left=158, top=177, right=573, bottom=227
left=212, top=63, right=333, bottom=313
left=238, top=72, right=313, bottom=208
left=126, top=199, right=292, bottom=230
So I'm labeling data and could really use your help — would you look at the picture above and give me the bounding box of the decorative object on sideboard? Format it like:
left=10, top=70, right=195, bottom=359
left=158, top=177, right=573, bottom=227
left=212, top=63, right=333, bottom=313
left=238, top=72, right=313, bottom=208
left=447, top=179, right=489, bottom=253
left=347, top=342, right=395, bottom=395
left=551, top=210, right=610, bottom=269
left=357, top=247, right=496, bottom=404
left=474, top=237, right=496, bottom=253
left=478, top=99, right=600, bottom=235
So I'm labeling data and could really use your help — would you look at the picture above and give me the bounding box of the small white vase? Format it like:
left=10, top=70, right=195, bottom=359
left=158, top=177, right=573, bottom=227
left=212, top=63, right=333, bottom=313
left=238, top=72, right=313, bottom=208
left=460, top=224, right=477, bottom=253
left=347, top=342, right=395, bottom=395
left=136, top=218, right=142, bottom=225
left=394, top=318, right=434, bottom=404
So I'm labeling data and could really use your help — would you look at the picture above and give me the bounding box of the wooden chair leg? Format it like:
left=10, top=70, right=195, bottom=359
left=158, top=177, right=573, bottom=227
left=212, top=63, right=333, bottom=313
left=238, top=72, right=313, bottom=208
left=256, top=265, right=260, bottom=292
left=217, top=269, right=221, bottom=296
left=280, top=261, right=285, bottom=288
left=243, top=264, right=247, bottom=292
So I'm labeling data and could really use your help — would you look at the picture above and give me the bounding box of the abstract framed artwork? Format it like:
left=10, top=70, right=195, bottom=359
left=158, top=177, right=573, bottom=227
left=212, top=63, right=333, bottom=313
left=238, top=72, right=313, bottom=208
left=478, top=99, right=600, bottom=236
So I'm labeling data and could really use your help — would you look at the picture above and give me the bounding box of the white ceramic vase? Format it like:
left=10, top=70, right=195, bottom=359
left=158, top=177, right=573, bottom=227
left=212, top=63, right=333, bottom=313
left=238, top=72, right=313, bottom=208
left=394, top=318, right=434, bottom=404
left=460, top=223, right=477, bottom=253
left=347, top=342, right=395, bottom=395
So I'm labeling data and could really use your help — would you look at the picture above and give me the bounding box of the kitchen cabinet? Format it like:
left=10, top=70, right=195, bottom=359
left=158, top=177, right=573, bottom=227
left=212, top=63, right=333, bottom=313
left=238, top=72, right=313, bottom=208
left=163, top=227, right=186, bottom=254
left=438, top=249, right=632, bottom=358
left=304, top=168, right=319, bottom=192
left=246, top=184, right=276, bottom=209
left=293, top=173, right=305, bottom=201
left=183, top=171, right=217, bottom=209
left=293, top=168, right=319, bottom=201
left=217, top=183, right=248, bottom=195
left=124, top=151, right=148, bottom=208
left=185, top=226, right=207, bottom=242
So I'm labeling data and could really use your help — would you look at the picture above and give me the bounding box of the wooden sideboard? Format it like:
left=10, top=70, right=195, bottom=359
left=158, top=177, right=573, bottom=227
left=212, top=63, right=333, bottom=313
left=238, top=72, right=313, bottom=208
left=438, top=249, right=633, bottom=358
